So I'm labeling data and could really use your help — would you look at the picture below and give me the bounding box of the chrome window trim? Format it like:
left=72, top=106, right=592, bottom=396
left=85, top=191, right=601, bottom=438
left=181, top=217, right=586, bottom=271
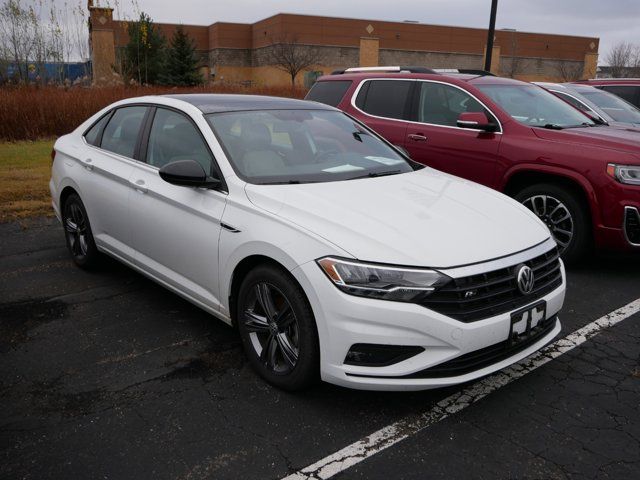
left=623, top=206, right=640, bottom=247
left=550, top=89, right=594, bottom=113
left=350, top=77, right=503, bottom=134
left=437, top=237, right=557, bottom=278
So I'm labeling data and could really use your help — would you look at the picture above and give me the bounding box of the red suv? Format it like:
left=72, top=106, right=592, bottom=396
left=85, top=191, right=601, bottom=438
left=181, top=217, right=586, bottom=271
left=306, top=67, right=640, bottom=261
left=572, top=78, right=640, bottom=109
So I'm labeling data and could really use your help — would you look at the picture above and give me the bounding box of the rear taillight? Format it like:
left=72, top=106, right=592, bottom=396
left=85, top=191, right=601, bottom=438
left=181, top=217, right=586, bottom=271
left=51, top=149, right=56, bottom=165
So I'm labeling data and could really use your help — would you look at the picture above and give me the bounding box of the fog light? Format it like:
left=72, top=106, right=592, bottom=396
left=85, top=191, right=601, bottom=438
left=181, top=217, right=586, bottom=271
left=344, top=344, right=424, bottom=367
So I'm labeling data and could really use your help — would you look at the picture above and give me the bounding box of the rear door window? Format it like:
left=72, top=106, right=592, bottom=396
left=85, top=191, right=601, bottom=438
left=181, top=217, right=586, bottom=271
left=306, top=81, right=352, bottom=107
left=355, top=80, right=413, bottom=120
left=100, top=106, right=148, bottom=158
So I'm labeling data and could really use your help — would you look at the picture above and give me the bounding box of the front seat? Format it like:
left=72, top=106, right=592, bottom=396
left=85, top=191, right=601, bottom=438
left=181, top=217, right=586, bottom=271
left=240, top=123, right=285, bottom=176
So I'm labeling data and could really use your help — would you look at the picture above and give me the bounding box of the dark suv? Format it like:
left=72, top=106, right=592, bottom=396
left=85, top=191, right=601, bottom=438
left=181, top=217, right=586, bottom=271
left=306, top=67, right=640, bottom=261
left=573, top=79, right=640, bottom=109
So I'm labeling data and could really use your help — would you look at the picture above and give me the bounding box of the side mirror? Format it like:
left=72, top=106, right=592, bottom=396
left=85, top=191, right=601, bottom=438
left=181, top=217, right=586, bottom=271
left=456, top=112, right=498, bottom=132
left=159, top=159, right=221, bottom=188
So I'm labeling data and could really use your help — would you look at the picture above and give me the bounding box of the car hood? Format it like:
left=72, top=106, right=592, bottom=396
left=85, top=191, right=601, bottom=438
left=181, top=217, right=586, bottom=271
left=532, top=125, right=640, bottom=154
left=609, top=121, right=640, bottom=133
left=244, top=169, right=551, bottom=268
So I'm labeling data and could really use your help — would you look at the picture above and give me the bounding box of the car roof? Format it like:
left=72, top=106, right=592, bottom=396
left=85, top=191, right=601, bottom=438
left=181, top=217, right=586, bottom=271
left=576, top=78, right=640, bottom=85
left=317, top=71, right=529, bottom=86
left=163, top=94, right=336, bottom=114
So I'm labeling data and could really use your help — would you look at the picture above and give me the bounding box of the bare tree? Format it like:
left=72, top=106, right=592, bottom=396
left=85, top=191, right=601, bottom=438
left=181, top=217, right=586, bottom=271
left=556, top=60, right=584, bottom=82
left=266, top=34, right=320, bottom=87
left=605, top=41, right=640, bottom=78
left=501, top=31, right=528, bottom=79
left=0, top=0, right=90, bottom=84
left=0, top=0, right=38, bottom=82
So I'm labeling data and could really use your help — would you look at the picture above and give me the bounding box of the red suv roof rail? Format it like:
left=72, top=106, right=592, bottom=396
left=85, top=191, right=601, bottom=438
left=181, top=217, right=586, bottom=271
left=330, top=66, right=495, bottom=77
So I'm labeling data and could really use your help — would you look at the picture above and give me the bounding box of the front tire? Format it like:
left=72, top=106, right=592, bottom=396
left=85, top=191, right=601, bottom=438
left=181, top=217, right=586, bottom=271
left=236, top=264, right=320, bottom=391
left=62, top=193, right=100, bottom=268
left=515, top=183, right=591, bottom=263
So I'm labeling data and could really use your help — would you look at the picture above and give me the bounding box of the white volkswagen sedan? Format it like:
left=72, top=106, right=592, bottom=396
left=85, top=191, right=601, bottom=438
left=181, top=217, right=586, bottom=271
left=50, top=94, right=565, bottom=391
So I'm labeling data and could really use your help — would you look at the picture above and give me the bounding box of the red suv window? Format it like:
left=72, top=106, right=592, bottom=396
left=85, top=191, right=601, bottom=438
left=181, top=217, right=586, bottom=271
left=306, top=80, right=352, bottom=107
left=355, top=80, right=413, bottom=120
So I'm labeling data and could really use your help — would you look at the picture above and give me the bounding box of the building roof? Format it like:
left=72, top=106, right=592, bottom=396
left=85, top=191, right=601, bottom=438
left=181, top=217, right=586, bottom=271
left=165, top=94, right=335, bottom=113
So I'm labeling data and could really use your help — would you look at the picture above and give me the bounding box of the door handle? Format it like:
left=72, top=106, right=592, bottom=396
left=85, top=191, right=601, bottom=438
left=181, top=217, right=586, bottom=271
left=408, top=133, right=428, bottom=142
left=82, top=158, right=93, bottom=171
left=131, top=179, right=148, bottom=194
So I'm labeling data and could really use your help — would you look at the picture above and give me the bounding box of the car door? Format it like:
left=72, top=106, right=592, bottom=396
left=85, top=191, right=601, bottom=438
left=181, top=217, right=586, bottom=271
left=128, top=106, right=227, bottom=310
left=80, top=105, right=149, bottom=262
left=349, top=79, right=413, bottom=150
left=404, top=81, right=501, bottom=187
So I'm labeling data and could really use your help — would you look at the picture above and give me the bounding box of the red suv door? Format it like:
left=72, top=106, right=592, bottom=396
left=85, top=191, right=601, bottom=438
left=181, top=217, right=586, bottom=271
left=404, top=81, right=502, bottom=188
left=347, top=79, right=414, bottom=151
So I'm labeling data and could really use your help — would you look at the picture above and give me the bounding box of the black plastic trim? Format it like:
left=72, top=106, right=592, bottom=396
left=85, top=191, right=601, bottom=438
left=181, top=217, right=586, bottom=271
left=347, top=316, right=557, bottom=379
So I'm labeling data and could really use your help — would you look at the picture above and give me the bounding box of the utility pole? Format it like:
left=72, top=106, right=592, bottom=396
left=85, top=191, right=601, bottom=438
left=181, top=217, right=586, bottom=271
left=484, top=0, right=498, bottom=72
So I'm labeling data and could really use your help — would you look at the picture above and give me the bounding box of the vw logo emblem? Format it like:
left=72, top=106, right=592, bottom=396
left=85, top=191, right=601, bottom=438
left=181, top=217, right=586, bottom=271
left=516, top=264, right=535, bottom=295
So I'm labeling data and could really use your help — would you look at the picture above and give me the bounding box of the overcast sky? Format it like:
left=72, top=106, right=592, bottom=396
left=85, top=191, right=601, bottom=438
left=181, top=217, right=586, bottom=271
left=106, top=0, right=639, bottom=64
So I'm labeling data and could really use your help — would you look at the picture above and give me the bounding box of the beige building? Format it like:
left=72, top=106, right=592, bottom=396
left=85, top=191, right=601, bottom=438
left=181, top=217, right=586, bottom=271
left=88, top=4, right=599, bottom=86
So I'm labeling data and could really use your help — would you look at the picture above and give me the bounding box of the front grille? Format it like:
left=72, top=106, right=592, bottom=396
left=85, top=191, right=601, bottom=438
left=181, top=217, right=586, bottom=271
left=396, top=316, right=557, bottom=379
left=624, top=207, right=640, bottom=246
left=420, top=248, right=562, bottom=322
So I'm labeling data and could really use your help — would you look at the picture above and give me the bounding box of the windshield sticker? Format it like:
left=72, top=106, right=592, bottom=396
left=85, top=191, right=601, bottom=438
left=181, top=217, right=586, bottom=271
left=322, top=164, right=366, bottom=173
left=365, top=156, right=405, bottom=166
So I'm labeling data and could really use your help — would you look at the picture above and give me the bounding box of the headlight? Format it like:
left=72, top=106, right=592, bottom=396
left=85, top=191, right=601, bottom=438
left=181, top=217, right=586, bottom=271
left=316, top=257, right=449, bottom=302
left=607, top=163, right=640, bottom=185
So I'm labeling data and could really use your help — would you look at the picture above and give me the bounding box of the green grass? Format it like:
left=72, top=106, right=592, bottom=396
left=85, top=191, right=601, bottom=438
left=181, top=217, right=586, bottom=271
left=0, top=139, right=55, bottom=222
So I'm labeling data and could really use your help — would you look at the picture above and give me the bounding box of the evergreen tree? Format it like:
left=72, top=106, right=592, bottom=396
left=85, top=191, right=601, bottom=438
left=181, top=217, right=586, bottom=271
left=162, top=25, right=202, bottom=86
left=125, top=12, right=165, bottom=85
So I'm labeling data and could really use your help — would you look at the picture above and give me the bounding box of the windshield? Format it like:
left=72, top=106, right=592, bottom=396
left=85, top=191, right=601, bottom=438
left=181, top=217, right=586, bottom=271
left=478, top=84, right=595, bottom=129
left=576, top=88, right=640, bottom=124
left=206, top=109, right=415, bottom=184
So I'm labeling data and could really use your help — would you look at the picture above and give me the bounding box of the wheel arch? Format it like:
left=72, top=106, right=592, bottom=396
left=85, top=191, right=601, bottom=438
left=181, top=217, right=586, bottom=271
left=59, top=185, right=79, bottom=211
left=227, top=254, right=292, bottom=326
left=501, top=166, right=600, bottom=228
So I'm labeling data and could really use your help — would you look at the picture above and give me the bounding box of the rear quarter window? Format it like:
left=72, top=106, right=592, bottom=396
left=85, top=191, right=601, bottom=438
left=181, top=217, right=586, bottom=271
left=83, top=113, right=111, bottom=146
left=305, top=80, right=352, bottom=107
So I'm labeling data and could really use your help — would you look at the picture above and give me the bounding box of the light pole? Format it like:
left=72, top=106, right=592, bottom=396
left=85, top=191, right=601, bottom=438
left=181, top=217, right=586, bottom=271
left=484, top=0, right=498, bottom=72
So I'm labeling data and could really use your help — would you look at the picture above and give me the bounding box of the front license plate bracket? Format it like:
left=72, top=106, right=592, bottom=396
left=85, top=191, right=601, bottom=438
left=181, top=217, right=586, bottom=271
left=509, top=300, right=547, bottom=345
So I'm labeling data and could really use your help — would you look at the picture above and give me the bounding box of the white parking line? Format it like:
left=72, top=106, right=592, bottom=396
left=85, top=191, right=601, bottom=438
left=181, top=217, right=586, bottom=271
left=283, top=298, right=640, bottom=480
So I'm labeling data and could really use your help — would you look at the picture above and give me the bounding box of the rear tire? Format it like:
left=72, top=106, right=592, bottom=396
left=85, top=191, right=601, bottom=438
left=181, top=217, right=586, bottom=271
left=515, top=183, right=591, bottom=263
left=62, top=193, right=100, bottom=268
left=236, top=264, right=320, bottom=391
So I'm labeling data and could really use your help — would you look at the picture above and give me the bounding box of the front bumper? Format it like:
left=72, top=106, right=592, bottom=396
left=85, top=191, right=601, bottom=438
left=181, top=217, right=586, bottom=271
left=293, top=243, right=566, bottom=391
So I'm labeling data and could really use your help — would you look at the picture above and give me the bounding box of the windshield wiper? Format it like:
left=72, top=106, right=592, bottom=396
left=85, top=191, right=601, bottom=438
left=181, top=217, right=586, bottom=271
left=348, top=169, right=403, bottom=180
left=542, top=123, right=564, bottom=130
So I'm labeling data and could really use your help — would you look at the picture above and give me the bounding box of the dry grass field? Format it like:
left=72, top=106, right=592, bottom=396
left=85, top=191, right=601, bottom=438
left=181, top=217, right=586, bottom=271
left=0, top=140, right=55, bottom=222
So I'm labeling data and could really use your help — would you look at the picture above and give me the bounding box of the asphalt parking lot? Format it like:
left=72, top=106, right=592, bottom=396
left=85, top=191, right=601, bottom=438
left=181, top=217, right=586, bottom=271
left=1, top=217, right=639, bottom=480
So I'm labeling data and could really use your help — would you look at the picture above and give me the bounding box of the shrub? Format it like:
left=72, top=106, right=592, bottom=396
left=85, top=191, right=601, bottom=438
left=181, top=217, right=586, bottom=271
left=0, top=84, right=308, bottom=141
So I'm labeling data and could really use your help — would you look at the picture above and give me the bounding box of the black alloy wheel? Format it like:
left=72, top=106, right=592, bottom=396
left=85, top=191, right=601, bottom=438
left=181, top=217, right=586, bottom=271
left=237, top=265, right=319, bottom=390
left=62, top=193, right=99, bottom=268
